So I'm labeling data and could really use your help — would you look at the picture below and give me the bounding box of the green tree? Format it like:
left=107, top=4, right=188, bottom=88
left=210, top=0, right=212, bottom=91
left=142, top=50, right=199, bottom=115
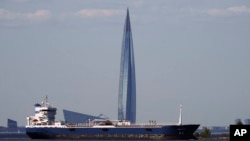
left=200, top=127, right=211, bottom=138
left=194, top=132, right=200, bottom=138
left=236, top=120, right=243, bottom=125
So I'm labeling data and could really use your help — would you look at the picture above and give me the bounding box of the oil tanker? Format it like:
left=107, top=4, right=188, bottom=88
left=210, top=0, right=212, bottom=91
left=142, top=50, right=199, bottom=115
left=25, top=97, right=199, bottom=140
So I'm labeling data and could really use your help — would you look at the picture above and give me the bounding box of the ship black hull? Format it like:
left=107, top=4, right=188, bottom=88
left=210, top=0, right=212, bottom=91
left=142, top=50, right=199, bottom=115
left=26, top=124, right=199, bottom=140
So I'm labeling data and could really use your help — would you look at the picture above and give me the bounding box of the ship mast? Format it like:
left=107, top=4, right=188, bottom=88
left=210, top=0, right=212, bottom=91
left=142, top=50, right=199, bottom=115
left=178, top=104, right=182, bottom=125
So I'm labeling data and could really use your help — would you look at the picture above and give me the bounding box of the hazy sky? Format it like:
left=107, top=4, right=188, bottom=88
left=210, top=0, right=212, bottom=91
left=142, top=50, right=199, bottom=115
left=1, top=0, right=250, bottom=127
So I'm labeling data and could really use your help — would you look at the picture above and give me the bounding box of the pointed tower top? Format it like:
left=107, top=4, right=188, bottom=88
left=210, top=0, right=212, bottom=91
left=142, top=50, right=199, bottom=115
left=124, top=8, right=131, bottom=32
left=126, top=8, right=130, bottom=19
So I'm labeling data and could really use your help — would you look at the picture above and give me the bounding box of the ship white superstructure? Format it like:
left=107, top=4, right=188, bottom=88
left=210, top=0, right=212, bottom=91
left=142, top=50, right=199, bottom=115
left=26, top=96, right=57, bottom=126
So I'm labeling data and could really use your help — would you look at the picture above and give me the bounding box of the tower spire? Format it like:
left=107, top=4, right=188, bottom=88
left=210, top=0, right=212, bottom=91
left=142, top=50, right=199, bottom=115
left=118, top=8, right=136, bottom=123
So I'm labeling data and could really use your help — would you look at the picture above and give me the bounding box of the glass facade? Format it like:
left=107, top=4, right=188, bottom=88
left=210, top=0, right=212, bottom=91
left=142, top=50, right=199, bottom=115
left=118, top=9, right=136, bottom=123
left=7, top=119, right=17, bottom=128
left=63, top=109, right=106, bottom=124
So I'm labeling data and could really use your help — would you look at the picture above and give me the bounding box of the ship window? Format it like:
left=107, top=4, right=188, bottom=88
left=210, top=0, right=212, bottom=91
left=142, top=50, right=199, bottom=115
left=145, top=128, right=152, bottom=132
left=102, top=128, right=109, bottom=131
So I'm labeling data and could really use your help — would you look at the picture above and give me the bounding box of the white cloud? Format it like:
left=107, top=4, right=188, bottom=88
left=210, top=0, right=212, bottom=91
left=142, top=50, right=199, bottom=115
left=0, top=9, right=18, bottom=20
left=206, top=9, right=226, bottom=16
left=206, top=5, right=250, bottom=16
left=0, top=9, right=51, bottom=21
left=227, top=5, right=250, bottom=13
left=25, top=10, right=51, bottom=21
left=75, top=9, right=124, bottom=18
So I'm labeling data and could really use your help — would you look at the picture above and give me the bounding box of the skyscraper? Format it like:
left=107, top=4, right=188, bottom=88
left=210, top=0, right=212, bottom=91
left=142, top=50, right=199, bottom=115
left=118, top=9, right=136, bottom=123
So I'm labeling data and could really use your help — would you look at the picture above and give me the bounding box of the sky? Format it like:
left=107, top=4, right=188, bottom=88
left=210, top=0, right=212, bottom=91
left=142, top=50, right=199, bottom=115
left=0, top=0, right=250, bottom=127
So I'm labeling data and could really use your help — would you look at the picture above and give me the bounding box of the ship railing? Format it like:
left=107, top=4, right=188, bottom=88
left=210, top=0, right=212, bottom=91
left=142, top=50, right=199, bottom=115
left=26, top=125, right=67, bottom=128
left=63, top=122, right=179, bottom=128
left=126, top=123, right=179, bottom=127
left=148, top=122, right=179, bottom=126
left=66, top=123, right=91, bottom=127
left=118, top=125, right=163, bottom=128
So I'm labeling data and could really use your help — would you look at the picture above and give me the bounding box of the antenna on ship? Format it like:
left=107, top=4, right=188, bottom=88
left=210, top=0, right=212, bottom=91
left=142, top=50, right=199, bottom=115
left=45, top=95, right=48, bottom=106
left=41, top=95, right=49, bottom=107
left=177, top=104, right=182, bottom=125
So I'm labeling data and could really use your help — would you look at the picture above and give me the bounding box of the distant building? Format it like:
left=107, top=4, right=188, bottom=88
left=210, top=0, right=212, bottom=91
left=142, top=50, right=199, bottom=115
left=196, top=126, right=229, bottom=136
left=63, top=109, right=107, bottom=124
left=118, top=8, right=136, bottom=123
left=7, top=119, right=17, bottom=128
left=209, top=126, right=229, bottom=135
left=244, top=119, right=250, bottom=125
